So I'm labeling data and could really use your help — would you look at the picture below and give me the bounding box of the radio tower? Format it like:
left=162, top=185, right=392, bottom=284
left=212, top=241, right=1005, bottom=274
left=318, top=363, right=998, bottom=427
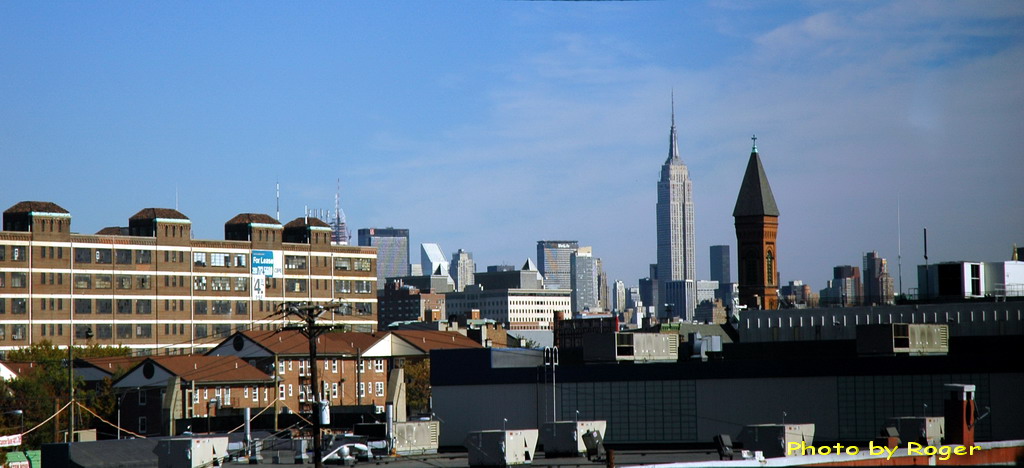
left=330, top=179, right=350, bottom=245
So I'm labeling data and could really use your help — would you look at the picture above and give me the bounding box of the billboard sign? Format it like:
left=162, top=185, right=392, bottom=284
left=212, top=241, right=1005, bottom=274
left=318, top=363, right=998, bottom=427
left=251, top=250, right=283, bottom=278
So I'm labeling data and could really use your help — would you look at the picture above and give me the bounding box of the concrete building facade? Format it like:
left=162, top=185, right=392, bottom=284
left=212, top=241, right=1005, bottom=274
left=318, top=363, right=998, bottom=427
left=450, top=249, right=475, bottom=292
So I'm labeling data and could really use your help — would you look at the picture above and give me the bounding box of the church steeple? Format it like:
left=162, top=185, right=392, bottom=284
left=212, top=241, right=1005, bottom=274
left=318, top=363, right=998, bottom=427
left=733, top=135, right=780, bottom=310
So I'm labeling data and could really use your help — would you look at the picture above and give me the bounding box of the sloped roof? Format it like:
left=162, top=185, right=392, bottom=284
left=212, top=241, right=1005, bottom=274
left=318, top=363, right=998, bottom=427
left=80, top=355, right=147, bottom=374
left=4, top=201, right=69, bottom=214
left=141, top=355, right=271, bottom=383
left=226, top=213, right=281, bottom=225
left=129, top=207, right=189, bottom=220
left=284, top=217, right=331, bottom=228
left=1, top=361, right=42, bottom=377
left=733, top=150, right=780, bottom=217
left=390, top=330, right=483, bottom=352
left=240, top=329, right=369, bottom=356
left=96, top=226, right=129, bottom=235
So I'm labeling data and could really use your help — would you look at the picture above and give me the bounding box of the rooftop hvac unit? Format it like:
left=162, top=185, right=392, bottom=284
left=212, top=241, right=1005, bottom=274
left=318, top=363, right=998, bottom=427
left=465, top=429, right=538, bottom=466
left=156, top=437, right=229, bottom=468
left=538, top=420, right=607, bottom=458
left=856, top=324, right=949, bottom=356
left=736, top=424, right=814, bottom=458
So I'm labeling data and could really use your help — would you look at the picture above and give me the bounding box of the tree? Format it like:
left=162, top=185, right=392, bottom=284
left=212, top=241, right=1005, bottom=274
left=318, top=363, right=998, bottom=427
left=0, top=341, right=130, bottom=448
left=403, top=359, right=431, bottom=415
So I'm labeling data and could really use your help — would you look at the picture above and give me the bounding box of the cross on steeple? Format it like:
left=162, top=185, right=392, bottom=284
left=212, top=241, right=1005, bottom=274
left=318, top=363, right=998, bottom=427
left=751, top=134, right=758, bottom=153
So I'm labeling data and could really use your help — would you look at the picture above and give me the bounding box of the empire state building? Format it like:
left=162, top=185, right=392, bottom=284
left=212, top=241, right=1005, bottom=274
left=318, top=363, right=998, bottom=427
left=656, top=100, right=696, bottom=320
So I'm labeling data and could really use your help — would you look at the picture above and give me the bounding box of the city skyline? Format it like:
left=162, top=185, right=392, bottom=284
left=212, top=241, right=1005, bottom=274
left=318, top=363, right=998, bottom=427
left=2, top=2, right=1021, bottom=292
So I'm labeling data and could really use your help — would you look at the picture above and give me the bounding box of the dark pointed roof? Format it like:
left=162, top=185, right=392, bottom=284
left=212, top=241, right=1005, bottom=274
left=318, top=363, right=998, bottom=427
left=4, top=201, right=69, bottom=214
left=284, top=217, right=331, bottom=229
left=226, top=213, right=281, bottom=225
left=733, top=147, right=780, bottom=217
left=129, top=208, right=189, bottom=220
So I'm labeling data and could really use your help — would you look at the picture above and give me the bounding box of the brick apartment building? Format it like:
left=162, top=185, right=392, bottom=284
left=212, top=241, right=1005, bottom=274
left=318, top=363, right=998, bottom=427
left=0, top=201, right=378, bottom=355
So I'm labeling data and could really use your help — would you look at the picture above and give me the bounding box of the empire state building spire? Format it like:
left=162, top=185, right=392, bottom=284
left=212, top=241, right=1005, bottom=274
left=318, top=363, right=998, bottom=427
left=656, top=92, right=696, bottom=321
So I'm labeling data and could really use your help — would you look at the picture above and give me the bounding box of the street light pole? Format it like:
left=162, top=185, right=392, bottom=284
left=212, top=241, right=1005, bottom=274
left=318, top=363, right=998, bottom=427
left=278, top=302, right=335, bottom=468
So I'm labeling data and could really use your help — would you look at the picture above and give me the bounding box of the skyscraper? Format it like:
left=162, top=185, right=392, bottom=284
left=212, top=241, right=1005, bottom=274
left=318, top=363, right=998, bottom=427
left=863, top=251, right=895, bottom=306
left=450, top=249, right=476, bottom=292
left=710, top=245, right=730, bottom=284
left=358, top=227, right=410, bottom=289
left=537, top=240, right=578, bottom=290
left=421, top=243, right=449, bottom=277
left=734, top=136, right=780, bottom=310
left=656, top=98, right=696, bottom=320
left=613, top=280, right=626, bottom=312
left=570, top=247, right=598, bottom=313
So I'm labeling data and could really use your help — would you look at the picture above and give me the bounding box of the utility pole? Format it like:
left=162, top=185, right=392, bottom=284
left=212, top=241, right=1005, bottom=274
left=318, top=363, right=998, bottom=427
left=278, top=302, right=336, bottom=468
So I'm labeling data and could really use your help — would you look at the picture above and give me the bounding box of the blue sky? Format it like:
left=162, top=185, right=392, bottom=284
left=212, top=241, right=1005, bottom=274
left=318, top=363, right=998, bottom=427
left=2, top=1, right=1022, bottom=293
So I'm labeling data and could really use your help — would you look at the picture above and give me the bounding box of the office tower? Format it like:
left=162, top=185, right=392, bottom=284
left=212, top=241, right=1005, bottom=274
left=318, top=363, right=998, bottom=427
left=450, top=249, right=476, bottom=292
left=613, top=280, right=626, bottom=313
left=733, top=135, right=780, bottom=310
left=570, top=247, right=598, bottom=313
left=537, top=240, right=578, bottom=290
left=421, top=243, right=449, bottom=277
left=330, top=180, right=351, bottom=245
left=596, top=258, right=609, bottom=312
left=710, top=245, right=730, bottom=284
left=358, top=227, right=410, bottom=288
left=863, top=251, right=895, bottom=305
left=626, top=286, right=641, bottom=310
left=656, top=99, right=696, bottom=319
left=820, top=265, right=861, bottom=307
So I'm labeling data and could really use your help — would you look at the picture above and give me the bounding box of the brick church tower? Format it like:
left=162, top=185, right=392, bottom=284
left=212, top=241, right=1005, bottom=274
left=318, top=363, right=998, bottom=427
left=733, top=136, right=780, bottom=310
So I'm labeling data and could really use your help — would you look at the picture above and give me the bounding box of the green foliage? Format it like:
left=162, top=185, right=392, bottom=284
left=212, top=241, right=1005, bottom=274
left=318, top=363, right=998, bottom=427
left=0, top=341, right=130, bottom=449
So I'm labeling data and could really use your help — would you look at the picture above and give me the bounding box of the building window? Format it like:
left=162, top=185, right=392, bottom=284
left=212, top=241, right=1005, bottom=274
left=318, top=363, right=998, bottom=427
left=358, top=361, right=365, bottom=373
left=332, top=383, right=338, bottom=399
left=193, top=252, right=207, bottom=267
left=12, top=324, right=26, bottom=340
left=335, top=280, right=351, bottom=294
left=74, top=274, right=91, bottom=289
left=75, top=299, right=92, bottom=314
left=286, top=279, right=307, bottom=293
left=94, top=275, right=112, bottom=289
left=137, top=300, right=152, bottom=314
left=136, top=276, right=151, bottom=290
left=75, top=325, right=93, bottom=339
left=10, top=246, right=27, bottom=262
left=195, top=301, right=208, bottom=315
left=214, top=324, right=231, bottom=338
left=96, top=324, right=112, bottom=339
left=193, top=276, right=207, bottom=291
left=211, top=277, right=230, bottom=291
left=375, top=381, right=384, bottom=397
left=210, top=253, right=229, bottom=267
left=374, top=359, right=384, bottom=373
left=139, top=390, right=147, bottom=406
left=116, top=249, right=133, bottom=264
left=288, top=384, right=293, bottom=397
left=116, top=299, right=132, bottom=315
left=136, top=324, right=152, bottom=338
left=285, top=255, right=307, bottom=270
left=116, top=324, right=132, bottom=339
left=355, top=281, right=373, bottom=294
left=195, top=324, right=208, bottom=338
left=235, top=301, right=248, bottom=316
left=136, top=250, right=152, bottom=264
left=235, top=277, right=248, bottom=291
left=234, top=254, right=247, bottom=267
left=212, top=301, right=231, bottom=315
left=358, top=382, right=365, bottom=397
left=95, top=249, right=112, bottom=264
left=138, top=417, right=147, bottom=434
left=10, top=273, right=26, bottom=288
left=117, top=275, right=132, bottom=289
left=332, top=360, right=338, bottom=373
left=74, top=248, right=91, bottom=263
